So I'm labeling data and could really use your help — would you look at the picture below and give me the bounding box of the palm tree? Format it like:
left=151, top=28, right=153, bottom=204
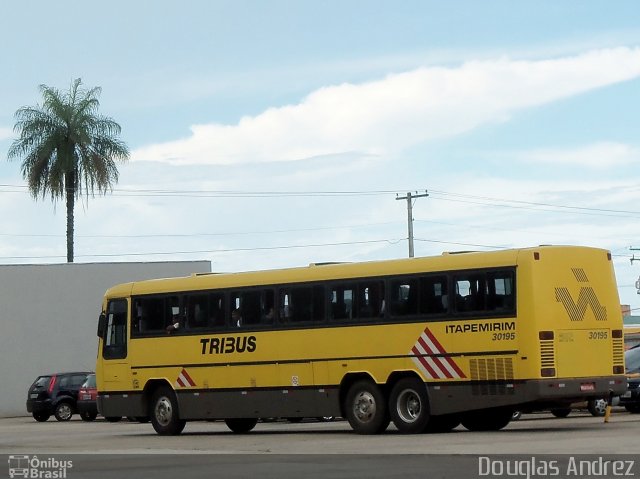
left=8, top=78, right=129, bottom=262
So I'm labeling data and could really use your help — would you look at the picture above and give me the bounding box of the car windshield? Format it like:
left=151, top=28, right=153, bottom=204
left=625, top=346, right=640, bottom=374
left=82, top=375, right=96, bottom=388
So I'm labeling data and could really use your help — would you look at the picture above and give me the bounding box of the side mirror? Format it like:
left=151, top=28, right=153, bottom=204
left=97, top=312, right=106, bottom=338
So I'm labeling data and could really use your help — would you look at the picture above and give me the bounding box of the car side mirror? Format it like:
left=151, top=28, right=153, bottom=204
left=97, top=312, right=106, bottom=338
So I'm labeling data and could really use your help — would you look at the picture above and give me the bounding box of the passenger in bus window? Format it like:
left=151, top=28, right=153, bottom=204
left=264, top=307, right=275, bottom=322
left=166, top=306, right=181, bottom=333
left=232, top=308, right=242, bottom=327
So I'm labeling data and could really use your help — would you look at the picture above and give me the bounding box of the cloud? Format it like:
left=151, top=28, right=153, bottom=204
left=131, top=47, right=640, bottom=166
left=0, top=127, right=13, bottom=141
left=513, top=142, right=640, bottom=169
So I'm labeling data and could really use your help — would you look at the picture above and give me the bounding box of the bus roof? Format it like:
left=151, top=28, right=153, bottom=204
left=103, top=245, right=610, bottom=299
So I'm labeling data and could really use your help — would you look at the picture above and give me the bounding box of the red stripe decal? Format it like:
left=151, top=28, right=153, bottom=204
left=411, top=345, right=440, bottom=378
left=181, top=368, right=196, bottom=387
left=416, top=337, right=450, bottom=378
left=422, top=328, right=466, bottom=379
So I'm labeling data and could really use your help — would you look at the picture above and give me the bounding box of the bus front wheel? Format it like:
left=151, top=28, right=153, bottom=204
left=150, top=386, right=186, bottom=435
left=344, top=380, right=389, bottom=434
left=389, top=378, right=430, bottom=434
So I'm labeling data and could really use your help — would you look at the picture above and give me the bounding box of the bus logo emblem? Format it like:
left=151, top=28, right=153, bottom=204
left=410, top=327, right=466, bottom=380
left=555, top=268, right=607, bottom=322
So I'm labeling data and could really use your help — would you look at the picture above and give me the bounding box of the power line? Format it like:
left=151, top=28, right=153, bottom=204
left=0, top=238, right=406, bottom=261
left=2, top=182, right=640, bottom=217
left=0, top=221, right=403, bottom=239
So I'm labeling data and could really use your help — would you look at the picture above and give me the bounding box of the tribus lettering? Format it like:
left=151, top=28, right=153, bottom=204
left=200, top=336, right=257, bottom=355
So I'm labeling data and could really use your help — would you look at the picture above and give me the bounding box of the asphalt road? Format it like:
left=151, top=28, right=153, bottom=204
left=1, top=411, right=638, bottom=479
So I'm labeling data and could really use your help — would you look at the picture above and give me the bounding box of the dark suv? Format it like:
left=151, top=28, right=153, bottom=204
left=26, top=372, right=92, bottom=422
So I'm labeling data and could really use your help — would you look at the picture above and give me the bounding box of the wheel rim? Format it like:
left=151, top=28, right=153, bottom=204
left=593, top=400, right=607, bottom=415
left=396, top=389, right=421, bottom=423
left=154, top=396, right=173, bottom=426
left=352, top=390, right=377, bottom=423
left=58, top=404, right=72, bottom=420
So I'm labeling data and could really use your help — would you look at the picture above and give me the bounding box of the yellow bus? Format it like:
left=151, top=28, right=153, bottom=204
left=96, top=245, right=626, bottom=435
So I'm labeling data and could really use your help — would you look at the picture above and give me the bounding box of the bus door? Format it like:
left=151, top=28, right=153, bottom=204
left=100, top=299, right=130, bottom=388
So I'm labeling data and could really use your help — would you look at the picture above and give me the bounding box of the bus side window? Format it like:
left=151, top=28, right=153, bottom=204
left=357, top=281, right=384, bottom=319
left=133, top=296, right=165, bottom=334
left=330, top=285, right=354, bottom=321
left=419, top=276, right=448, bottom=315
left=261, top=289, right=275, bottom=324
left=389, top=279, right=418, bottom=316
left=208, top=293, right=225, bottom=328
left=186, top=294, right=209, bottom=329
left=231, top=291, right=261, bottom=327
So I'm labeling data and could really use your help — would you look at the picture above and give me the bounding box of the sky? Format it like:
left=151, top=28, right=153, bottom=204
left=1, top=1, right=640, bottom=310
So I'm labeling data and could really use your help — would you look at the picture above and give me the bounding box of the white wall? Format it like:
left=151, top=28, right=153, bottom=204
left=0, top=261, right=211, bottom=417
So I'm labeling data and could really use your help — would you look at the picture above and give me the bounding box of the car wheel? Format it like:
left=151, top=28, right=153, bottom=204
left=587, top=399, right=607, bottom=417
left=150, top=386, right=186, bottom=435
left=54, top=402, right=73, bottom=421
left=80, top=411, right=97, bottom=421
left=32, top=412, right=50, bottom=422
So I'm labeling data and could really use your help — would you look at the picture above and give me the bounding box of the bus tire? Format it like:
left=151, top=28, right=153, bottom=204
left=424, top=414, right=461, bottom=433
left=550, top=408, right=571, bottom=418
left=225, top=418, right=258, bottom=433
left=150, top=386, right=186, bottom=435
left=389, top=378, right=430, bottom=434
left=344, top=379, right=389, bottom=434
left=461, top=408, right=512, bottom=431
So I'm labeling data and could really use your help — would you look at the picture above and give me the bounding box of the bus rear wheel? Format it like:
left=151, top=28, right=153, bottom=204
left=344, top=380, right=389, bottom=434
left=461, top=408, right=512, bottom=431
left=389, top=378, right=430, bottom=434
left=225, top=418, right=258, bottom=433
left=150, top=386, right=186, bottom=435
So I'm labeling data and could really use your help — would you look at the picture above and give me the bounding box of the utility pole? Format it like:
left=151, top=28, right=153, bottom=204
left=396, top=190, right=428, bottom=258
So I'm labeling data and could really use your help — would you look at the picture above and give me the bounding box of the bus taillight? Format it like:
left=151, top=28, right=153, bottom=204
left=539, top=331, right=554, bottom=340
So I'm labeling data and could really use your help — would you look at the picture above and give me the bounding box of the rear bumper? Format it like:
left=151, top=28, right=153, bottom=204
left=532, top=376, right=627, bottom=402
left=26, top=399, right=52, bottom=414
left=427, top=375, right=627, bottom=415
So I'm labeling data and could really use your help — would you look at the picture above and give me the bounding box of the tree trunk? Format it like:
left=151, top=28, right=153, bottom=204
left=65, top=172, right=75, bottom=263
